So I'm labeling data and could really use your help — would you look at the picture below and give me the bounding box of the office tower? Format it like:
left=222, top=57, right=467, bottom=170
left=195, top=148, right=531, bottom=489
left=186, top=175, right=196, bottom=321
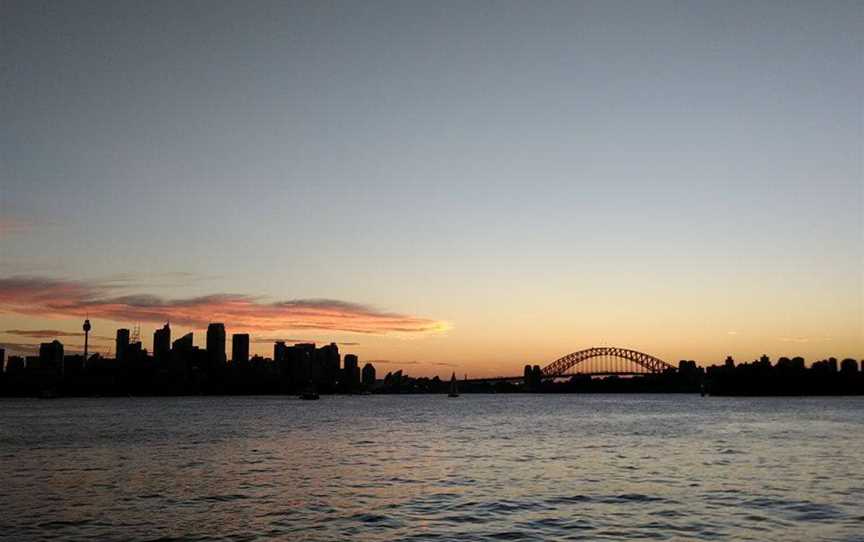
left=361, top=362, right=376, bottom=389
left=232, top=334, right=249, bottom=365
left=343, top=354, right=360, bottom=392
left=274, top=341, right=287, bottom=364
left=116, top=328, right=130, bottom=362
left=153, top=322, right=171, bottom=361
left=39, top=340, right=64, bottom=373
left=172, top=332, right=193, bottom=353
left=316, top=342, right=340, bottom=390
left=206, top=323, right=226, bottom=366
left=286, top=343, right=315, bottom=390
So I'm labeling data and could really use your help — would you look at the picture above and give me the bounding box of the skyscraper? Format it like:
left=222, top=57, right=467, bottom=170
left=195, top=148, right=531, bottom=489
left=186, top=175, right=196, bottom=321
left=153, top=322, right=171, bottom=361
left=232, top=334, right=249, bottom=365
left=316, top=342, right=340, bottom=391
left=39, top=340, right=64, bottom=373
left=172, top=332, right=193, bottom=354
left=361, top=362, right=376, bottom=389
left=273, top=341, right=287, bottom=364
left=206, top=323, right=226, bottom=366
left=116, top=329, right=130, bottom=362
left=343, top=354, right=360, bottom=392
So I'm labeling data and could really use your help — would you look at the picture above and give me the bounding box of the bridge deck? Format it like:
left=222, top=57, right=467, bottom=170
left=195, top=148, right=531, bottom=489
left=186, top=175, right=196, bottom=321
left=464, top=372, right=653, bottom=383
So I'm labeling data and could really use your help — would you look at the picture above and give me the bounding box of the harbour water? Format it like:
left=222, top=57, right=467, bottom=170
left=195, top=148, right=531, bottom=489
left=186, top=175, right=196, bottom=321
left=1, top=395, right=862, bottom=541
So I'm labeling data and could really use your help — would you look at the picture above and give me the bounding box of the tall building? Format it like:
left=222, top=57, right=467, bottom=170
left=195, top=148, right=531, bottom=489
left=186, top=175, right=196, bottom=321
left=274, top=341, right=287, bottom=364
left=206, top=323, right=226, bottom=366
left=39, top=340, right=64, bottom=373
left=116, top=329, right=130, bottom=362
left=172, top=332, right=193, bottom=353
left=153, top=322, right=171, bottom=361
left=286, top=343, right=315, bottom=389
left=0, top=347, right=5, bottom=373
left=232, top=334, right=249, bottom=365
left=343, top=354, right=360, bottom=392
left=361, top=362, right=376, bottom=389
left=316, top=342, right=340, bottom=390
left=171, top=332, right=194, bottom=372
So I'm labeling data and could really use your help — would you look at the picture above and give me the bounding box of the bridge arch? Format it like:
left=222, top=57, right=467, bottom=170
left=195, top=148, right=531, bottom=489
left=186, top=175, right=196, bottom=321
left=541, top=347, right=674, bottom=377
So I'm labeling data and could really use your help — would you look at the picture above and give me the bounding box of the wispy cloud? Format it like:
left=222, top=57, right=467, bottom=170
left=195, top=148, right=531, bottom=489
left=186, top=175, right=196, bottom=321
left=6, top=329, right=85, bottom=338
left=0, top=217, right=32, bottom=237
left=251, top=337, right=360, bottom=346
left=0, top=276, right=449, bottom=335
left=779, top=336, right=832, bottom=343
left=99, top=271, right=222, bottom=289
left=367, top=359, right=458, bottom=368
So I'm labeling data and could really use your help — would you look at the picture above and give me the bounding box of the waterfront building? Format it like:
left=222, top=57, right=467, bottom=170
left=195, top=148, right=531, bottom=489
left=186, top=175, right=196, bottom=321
left=154, top=322, right=171, bottom=361
left=116, top=329, right=130, bottom=362
left=206, top=323, right=226, bottom=366
left=232, top=334, right=250, bottom=365
left=362, top=362, right=376, bottom=388
left=39, top=340, right=64, bottom=372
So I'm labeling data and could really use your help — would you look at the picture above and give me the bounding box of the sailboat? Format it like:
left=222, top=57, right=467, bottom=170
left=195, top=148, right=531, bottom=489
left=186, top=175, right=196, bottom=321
left=448, top=372, right=459, bottom=398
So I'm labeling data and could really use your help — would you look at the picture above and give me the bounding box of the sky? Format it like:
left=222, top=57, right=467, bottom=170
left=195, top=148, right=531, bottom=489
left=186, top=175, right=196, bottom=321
left=1, top=0, right=862, bottom=376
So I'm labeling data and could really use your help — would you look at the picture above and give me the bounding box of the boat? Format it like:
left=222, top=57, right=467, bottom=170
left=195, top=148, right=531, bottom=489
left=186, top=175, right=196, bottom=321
left=448, top=372, right=459, bottom=398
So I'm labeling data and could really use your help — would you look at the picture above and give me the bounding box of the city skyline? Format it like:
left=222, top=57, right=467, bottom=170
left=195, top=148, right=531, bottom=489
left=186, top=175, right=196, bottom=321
left=2, top=317, right=859, bottom=399
left=2, top=1, right=862, bottom=376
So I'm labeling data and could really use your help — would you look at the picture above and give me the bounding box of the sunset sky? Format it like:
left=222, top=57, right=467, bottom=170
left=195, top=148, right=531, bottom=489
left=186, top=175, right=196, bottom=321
left=1, top=1, right=861, bottom=376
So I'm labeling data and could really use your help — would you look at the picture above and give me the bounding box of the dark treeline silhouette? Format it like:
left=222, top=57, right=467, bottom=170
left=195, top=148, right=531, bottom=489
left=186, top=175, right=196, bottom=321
left=704, top=355, right=863, bottom=396
left=0, top=322, right=861, bottom=397
left=371, top=357, right=863, bottom=396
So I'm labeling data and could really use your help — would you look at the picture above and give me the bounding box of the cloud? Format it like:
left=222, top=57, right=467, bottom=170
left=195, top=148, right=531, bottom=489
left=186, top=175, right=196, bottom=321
left=0, top=276, right=449, bottom=336
left=251, top=337, right=360, bottom=346
left=367, top=359, right=420, bottom=365
left=5, top=329, right=85, bottom=338
left=99, top=271, right=222, bottom=289
left=367, top=359, right=458, bottom=368
left=0, top=217, right=32, bottom=237
left=779, top=336, right=832, bottom=343
left=726, top=331, right=739, bottom=336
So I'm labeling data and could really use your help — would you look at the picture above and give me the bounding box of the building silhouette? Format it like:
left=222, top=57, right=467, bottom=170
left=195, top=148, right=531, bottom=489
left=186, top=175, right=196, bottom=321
left=153, top=322, right=171, bottom=361
left=343, top=354, right=360, bottom=393
left=39, top=340, right=64, bottom=373
left=362, top=362, right=376, bottom=389
left=206, top=323, right=226, bottom=365
left=116, top=328, right=130, bottom=362
left=232, top=334, right=249, bottom=365
left=173, top=332, right=193, bottom=354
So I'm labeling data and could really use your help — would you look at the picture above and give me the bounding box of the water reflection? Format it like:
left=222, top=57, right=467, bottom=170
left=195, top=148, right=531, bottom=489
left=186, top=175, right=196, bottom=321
left=1, top=395, right=862, bottom=541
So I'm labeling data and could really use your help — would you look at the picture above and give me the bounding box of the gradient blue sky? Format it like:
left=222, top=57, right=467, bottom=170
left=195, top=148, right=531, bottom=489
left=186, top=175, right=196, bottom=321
left=1, top=1, right=862, bottom=374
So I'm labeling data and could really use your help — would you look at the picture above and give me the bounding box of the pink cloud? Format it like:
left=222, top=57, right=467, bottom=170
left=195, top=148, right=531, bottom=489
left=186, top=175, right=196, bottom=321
left=0, top=217, right=32, bottom=237
left=0, top=276, right=449, bottom=335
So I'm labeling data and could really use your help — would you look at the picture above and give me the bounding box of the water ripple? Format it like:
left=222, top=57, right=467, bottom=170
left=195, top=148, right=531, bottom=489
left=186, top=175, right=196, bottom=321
left=0, top=395, right=862, bottom=541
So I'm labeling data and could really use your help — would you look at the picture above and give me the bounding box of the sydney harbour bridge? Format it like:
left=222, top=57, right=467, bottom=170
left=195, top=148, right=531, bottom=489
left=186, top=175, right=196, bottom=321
left=467, top=347, right=676, bottom=383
